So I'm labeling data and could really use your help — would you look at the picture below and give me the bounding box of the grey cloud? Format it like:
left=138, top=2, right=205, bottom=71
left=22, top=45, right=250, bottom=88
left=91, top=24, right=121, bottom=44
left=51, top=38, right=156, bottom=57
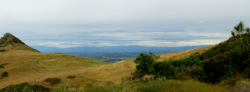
left=0, top=0, right=250, bottom=48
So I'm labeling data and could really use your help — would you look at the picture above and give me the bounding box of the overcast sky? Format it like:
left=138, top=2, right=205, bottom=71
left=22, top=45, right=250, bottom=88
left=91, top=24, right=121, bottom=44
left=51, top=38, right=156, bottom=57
left=0, top=0, right=250, bottom=48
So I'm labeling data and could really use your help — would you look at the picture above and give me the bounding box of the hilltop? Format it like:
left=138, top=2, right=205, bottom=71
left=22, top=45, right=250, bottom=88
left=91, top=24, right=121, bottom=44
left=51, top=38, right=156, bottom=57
left=0, top=33, right=39, bottom=52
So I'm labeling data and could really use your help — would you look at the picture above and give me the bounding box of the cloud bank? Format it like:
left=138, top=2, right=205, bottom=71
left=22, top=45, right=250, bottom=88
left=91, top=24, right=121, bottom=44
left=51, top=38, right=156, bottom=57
left=0, top=0, right=249, bottom=48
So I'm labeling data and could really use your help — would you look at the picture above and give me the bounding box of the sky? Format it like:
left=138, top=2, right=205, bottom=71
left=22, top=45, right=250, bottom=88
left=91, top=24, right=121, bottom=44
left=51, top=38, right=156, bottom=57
left=0, top=0, right=250, bottom=48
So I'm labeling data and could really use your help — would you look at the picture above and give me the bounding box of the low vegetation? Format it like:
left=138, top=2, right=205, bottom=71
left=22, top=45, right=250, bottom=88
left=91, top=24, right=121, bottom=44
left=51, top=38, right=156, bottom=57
left=67, top=76, right=76, bottom=79
left=0, top=83, right=50, bottom=92
left=0, top=63, right=8, bottom=68
left=0, top=72, right=8, bottom=79
left=53, top=79, right=235, bottom=92
left=1, top=21, right=250, bottom=91
left=131, top=21, right=250, bottom=86
left=44, top=78, right=62, bottom=85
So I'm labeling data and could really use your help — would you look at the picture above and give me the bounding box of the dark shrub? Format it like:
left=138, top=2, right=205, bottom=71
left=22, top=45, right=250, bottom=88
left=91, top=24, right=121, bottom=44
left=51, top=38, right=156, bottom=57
left=44, top=78, right=61, bottom=85
left=0, top=82, right=50, bottom=92
left=67, top=76, right=76, bottom=79
left=132, top=53, right=156, bottom=78
left=154, top=61, right=175, bottom=78
left=242, top=68, right=250, bottom=78
left=0, top=63, right=8, bottom=68
left=182, top=64, right=205, bottom=80
left=170, top=57, right=202, bottom=69
left=0, top=72, right=8, bottom=79
left=2, top=72, right=8, bottom=77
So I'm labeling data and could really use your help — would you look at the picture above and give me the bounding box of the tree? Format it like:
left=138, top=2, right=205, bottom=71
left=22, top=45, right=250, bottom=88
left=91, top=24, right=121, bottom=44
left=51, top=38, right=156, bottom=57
left=234, top=21, right=245, bottom=46
left=132, top=53, right=156, bottom=78
left=231, top=31, right=236, bottom=40
left=149, top=51, right=160, bottom=61
left=246, top=28, right=250, bottom=36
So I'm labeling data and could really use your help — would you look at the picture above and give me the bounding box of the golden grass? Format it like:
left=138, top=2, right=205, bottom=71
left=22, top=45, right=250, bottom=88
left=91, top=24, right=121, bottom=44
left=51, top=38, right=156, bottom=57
left=78, top=43, right=219, bottom=85
left=0, top=41, right=223, bottom=89
left=0, top=43, right=109, bottom=89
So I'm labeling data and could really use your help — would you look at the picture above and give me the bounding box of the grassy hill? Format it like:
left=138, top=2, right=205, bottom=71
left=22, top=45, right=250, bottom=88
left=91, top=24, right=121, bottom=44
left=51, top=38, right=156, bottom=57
left=0, top=32, right=220, bottom=91
left=1, top=22, right=250, bottom=92
left=0, top=42, right=221, bottom=91
left=0, top=33, right=110, bottom=90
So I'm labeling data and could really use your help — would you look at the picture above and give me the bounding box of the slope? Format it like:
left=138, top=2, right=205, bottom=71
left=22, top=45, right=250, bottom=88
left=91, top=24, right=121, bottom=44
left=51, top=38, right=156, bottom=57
left=0, top=33, right=109, bottom=89
left=78, top=43, right=218, bottom=84
left=0, top=32, right=225, bottom=90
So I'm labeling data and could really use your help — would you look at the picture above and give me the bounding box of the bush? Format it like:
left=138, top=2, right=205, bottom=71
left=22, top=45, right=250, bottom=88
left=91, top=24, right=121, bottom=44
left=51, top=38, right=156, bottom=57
left=0, top=72, right=8, bottom=79
left=67, top=76, right=76, bottom=79
left=0, top=63, right=8, bottom=68
left=242, top=68, right=250, bottom=78
left=2, top=72, right=8, bottom=77
left=154, top=61, right=175, bottom=78
left=132, top=53, right=156, bottom=78
left=44, top=78, right=61, bottom=85
left=170, top=57, right=202, bottom=69
left=182, top=64, right=205, bottom=80
left=0, top=82, right=50, bottom=92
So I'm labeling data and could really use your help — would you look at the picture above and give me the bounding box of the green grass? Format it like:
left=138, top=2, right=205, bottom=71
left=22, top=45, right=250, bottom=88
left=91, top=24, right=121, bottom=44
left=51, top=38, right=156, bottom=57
left=52, top=79, right=234, bottom=92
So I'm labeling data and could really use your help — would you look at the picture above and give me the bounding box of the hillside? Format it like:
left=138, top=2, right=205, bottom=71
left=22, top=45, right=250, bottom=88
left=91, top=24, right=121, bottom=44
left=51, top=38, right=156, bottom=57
left=2, top=28, right=250, bottom=92
left=0, top=32, right=219, bottom=90
left=0, top=33, right=109, bottom=89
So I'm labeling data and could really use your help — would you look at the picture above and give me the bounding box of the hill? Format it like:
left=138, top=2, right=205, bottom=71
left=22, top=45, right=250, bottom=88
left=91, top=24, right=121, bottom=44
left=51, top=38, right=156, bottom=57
left=0, top=33, right=219, bottom=90
left=0, top=33, right=109, bottom=89
left=1, top=22, right=250, bottom=92
left=0, top=33, right=39, bottom=52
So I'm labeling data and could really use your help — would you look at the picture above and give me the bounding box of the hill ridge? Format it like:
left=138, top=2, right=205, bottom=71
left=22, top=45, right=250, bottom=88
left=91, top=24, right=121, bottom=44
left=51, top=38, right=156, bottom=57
left=0, top=33, right=40, bottom=52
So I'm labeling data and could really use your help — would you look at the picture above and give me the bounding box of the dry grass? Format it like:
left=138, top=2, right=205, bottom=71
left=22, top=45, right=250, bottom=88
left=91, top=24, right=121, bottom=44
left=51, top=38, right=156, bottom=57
left=0, top=43, right=109, bottom=89
left=158, top=44, right=217, bottom=61
left=78, top=43, right=220, bottom=85
left=0, top=41, right=223, bottom=89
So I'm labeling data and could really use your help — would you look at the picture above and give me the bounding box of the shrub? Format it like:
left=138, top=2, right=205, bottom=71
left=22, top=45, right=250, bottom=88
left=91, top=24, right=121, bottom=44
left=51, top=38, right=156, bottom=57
left=67, top=76, right=76, bottom=79
left=132, top=53, right=156, bottom=78
left=170, top=57, right=203, bottom=70
left=242, top=68, right=250, bottom=78
left=0, top=72, right=8, bottom=79
left=154, top=61, right=175, bottom=78
left=0, top=63, right=8, bottom=68
left=182, top=64, right=205, bottom=80
left=2, top=72, right=8, bottom=77
left=44, top=78, right=61, bottom=85
left=0, top=82, right=50, bottom=92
